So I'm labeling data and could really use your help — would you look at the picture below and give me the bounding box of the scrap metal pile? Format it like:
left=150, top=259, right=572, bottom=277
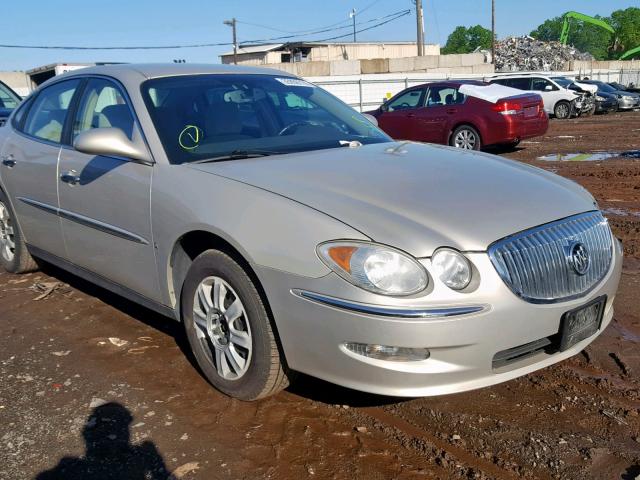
left=495, top=36, right=593, bottom=72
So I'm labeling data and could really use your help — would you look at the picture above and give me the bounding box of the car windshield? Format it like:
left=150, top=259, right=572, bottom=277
left=0, top=82, right=20, bottom=110
left=141, top=74, right=390, bottom=164
left=593, top=82, right=617, bottom=93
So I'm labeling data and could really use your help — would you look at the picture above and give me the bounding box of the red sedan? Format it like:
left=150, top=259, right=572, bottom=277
left=369, top=81, right=548, bottom=150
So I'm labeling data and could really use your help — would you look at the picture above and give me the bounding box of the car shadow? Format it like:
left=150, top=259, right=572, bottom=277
left=37, top=262, right=409, bottom=408
left=287, top=372, right=411, bottom=408
left=35, top=402, right=171, bottom=480
left=37, top=262, right=192, bottom=358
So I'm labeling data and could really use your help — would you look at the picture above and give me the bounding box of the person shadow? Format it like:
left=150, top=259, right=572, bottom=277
left=36, top=402, right=171, bottom=480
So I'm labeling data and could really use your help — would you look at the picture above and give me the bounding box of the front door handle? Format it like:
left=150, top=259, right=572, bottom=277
left=60, top=170, right=80, bottom=186
left=1, top=155, right=16, bottom=168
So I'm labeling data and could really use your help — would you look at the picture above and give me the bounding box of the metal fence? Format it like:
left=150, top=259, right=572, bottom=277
left=309, top=70, right=640, bottom=112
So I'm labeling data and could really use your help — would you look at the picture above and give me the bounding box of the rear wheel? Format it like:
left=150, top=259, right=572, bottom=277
left=554, top=101, right=571, bottom=120
left=182, top=250, right=291, bottom=401
left=0, top=190, right=38, bottom=274
left=450, top=125, right=481, bottom=150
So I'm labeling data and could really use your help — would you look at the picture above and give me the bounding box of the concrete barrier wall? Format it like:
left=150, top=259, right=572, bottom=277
left=265, top=53, right=492, bottom=77
left=570, top=59, right=640, bottom=72
left=0, top=71, right=33, bottom=97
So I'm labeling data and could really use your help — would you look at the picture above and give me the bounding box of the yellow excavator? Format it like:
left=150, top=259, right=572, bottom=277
left=559, top=11, right=638, bottom=60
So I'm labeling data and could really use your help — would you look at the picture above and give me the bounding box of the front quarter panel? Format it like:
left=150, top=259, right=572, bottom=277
left=151, top=164, right=370, bottom=309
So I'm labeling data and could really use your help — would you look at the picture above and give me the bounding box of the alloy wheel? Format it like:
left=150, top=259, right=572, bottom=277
left=556, top=103, right=570, bottom=119
left=193, top=276, right=252, bottom=380
left=454, top=129, right=477, bottom=149
left=0, top=201, right=16, bottom=263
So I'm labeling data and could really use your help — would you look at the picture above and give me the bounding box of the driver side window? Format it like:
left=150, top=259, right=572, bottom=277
left=387, top=89, right=424, bottom=112
left=531, top=78, right=557, bottom=92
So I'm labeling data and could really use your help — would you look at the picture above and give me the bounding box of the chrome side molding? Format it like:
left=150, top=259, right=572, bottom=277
left=292, top=289, right=486, bottom=319
left=18, top=197, right=149, bottom=245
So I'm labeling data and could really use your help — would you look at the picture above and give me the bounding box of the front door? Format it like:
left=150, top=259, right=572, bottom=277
left=57, top=77, right=161, bottom=302
left=376, top=88, right=426, bottom=140
left=0, top=79, right=82, bottom=259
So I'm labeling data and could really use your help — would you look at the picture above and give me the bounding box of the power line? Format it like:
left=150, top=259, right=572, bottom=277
left=238, top=10, right=410, bottom=45
left=0, top=9, right=410, bottom=50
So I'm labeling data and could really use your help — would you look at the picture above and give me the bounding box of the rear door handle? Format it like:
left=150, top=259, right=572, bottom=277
left=60, top=170, right=80, bottom=186
left=1, top=155, right=16, bottom=168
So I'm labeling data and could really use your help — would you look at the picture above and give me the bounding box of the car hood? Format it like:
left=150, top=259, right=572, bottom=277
left=189, top=142, right=597, bottom=257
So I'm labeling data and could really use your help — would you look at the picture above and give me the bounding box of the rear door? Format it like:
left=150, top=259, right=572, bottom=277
left=412, top=86, right=466, bottom=144
left=0, top=79, right=81, bottom=260
left=376, top=88, right=426, bottom=140
left=57, top=77, right=161, bottom=302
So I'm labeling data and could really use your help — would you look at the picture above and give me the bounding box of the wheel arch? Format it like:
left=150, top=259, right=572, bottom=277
left=168, top=229, right=292, bottom=369
left=448, top=122, right=483, bottom=146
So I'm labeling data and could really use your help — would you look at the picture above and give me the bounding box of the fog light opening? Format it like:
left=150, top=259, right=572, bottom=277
left=344, top=342, right=430, bottom=362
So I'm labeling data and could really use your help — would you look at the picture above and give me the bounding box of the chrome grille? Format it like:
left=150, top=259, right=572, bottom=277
left=488, top=211, right=613, bottom=303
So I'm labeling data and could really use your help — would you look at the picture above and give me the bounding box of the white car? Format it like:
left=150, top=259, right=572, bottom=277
left=488, top=74, right=580, bottom=119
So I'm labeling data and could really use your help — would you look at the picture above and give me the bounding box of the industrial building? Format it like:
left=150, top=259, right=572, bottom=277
left=220, top=41, right=440, bottom=65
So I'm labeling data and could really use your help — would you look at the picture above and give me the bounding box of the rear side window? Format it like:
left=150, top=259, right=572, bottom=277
left=73, top=78, right=135, bottom=140
left=425, top=86, right=465, bottom=107
left=23, top=80, right=81, bottom=143
left=387, top=89, right=424, bottom=111
left=11, top=96, right=33, bottom=129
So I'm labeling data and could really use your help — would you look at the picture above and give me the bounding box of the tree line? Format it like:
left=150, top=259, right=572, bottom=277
left=442, top=7, right=640, bottom=60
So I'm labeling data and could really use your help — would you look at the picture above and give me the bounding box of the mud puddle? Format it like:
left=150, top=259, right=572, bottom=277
left=537, top=150, right=640, bottom=162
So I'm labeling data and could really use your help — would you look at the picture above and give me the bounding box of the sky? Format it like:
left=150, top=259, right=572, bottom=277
left=1, top=0, right=635, bottom=71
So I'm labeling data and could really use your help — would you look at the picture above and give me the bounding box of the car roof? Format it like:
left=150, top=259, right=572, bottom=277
left=47, top=63, right=296, bottom=85
left=410, top=80, right=488, bottom=89
left=489, top=73, right=550, bottom=78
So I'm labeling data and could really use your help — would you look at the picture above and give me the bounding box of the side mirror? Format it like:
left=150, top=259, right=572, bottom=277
left=74, top=128, right=152, bottom=164
left=362, top=113, right=378, bottom=126
left=379, top=102, right=389, bottom=112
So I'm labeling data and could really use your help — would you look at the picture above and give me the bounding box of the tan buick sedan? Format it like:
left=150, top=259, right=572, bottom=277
left=0, top=64, right=622, bottom=400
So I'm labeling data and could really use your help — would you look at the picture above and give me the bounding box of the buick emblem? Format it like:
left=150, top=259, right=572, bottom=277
left=566, top=241, right=590, bottom=276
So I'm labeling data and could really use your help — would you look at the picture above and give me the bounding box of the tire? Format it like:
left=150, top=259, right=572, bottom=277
left=181, top=249, right=290, bottom=401
left=0, top=190, right=38, bottom=274
left=554, top=101, right=571, bottom=120
left=450, top=125, right=481, bottom=150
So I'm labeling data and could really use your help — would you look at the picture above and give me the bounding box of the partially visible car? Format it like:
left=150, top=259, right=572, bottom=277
left=0, top=81, right=21, bottom=127
left=608, top=81, right=640, bottom=94
left=368, top=80, right=548, bottom=151
left=581, top=80, right=640, bottom=110
left=551, top=77, right=617, bottom=114
left=488, top=74, right=580, bottom=119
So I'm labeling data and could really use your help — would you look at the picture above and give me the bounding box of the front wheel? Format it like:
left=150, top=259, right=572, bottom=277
left=450, top=125, right=481, bottom=150
left=182, top=250, right=291, bottom=401
left=554, top=101, right=571, bottom=119
left=0, top=190, right=38, bottom=274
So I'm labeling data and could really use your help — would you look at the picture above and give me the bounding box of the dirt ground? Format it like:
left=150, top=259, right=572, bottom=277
left=1, top=111, right=639, bottom=480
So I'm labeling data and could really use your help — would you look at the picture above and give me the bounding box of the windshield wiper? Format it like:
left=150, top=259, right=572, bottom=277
left=192, top=149, right=286, bottom=164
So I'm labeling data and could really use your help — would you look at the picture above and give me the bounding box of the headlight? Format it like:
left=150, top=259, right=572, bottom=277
left=596, top=95, right=605, bottom=101
left=317, top=241, right=428, bottom=296
left=431, top=248, right=472, bottom=290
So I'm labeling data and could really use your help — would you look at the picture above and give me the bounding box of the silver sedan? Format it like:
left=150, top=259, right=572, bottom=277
left=0, top=65, right=622, bottom=400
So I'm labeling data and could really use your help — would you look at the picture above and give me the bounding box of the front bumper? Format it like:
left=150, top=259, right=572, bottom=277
left=617, top=96, right=640, bottom=110
left=595, top=99, right=618, bottom=113
left=257, top=238, right=622, bottom=397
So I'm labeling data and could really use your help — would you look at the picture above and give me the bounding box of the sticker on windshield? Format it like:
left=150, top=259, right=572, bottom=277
left=179, top=125, right=204, bottom=151
left=275, top=77, right=315, bottom=88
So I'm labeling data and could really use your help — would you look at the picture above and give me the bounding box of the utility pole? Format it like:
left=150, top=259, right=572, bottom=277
left=224, top=18, right=238, bottom=64
left=415, top=0, right=425, bottom=56
left=491, top=0, right=496, bottom=64
left=350, top=9, right=357, bottom=42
